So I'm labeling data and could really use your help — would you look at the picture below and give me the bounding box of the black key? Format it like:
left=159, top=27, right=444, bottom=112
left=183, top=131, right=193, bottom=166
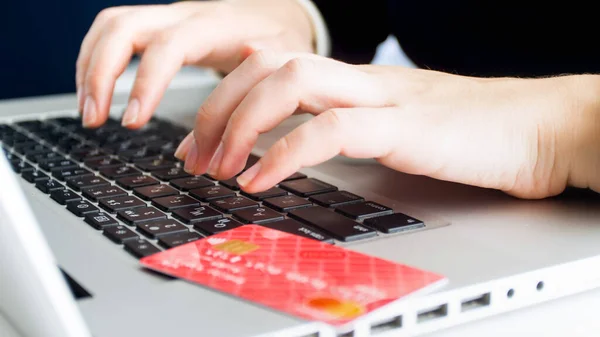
left=282, top=172, right=307, bottom=181
left=39, top=158, right=78, bottom=171
left=84, top=157, right=124, bottom=170
left=117, top=175, right=159, bottom=190
left=52, top=167, right=93, bottom=181
left=189, top=185, right=235, bottom=202
left=67, top=175, right=109, bottom=191
left=363, top=213, right=425, bottom=234
left=279, top=178, right=337, bottom=197
left=84, top=212, right=119, bottom=229
left=67, top=200, right=100, bottom=217
left=288, top=206, right=377, bottom=242
left=118, top=148, right=161, bottom=163
left=30, top=152, right=62, bottom=164
left=309, top=191, right=364, bottom=208
left=263, top=195, right=312, bottom=212
left=152, top=195, right=200, bottom=212
left=133, top=184, right=179, bottom=200
left=135, top=158, right=177, bottom=172
left=69, top=147, right=108, bottom=161
left=194, top=218, right=244, bottom=235
left=14, top=161, right=34, bottom=173
left=172, top=206, right=223, bottom=224
left=81, top=185, right=127, bottom=202
left=335, top=201, right=394, bottom=220
left=152, top=166, right=191, bottom=181
left=170, top=176, right=214, bottom=191
left=233, top=207, right=284, bottom=224
left=241, top=187, right=288, bottom=201
left=103, top=225, right=139, bottom=244
left=124, top=239, right=161, bottom=258
left=210, top=196, right=258, bottom=213
left=136, top=219, right=189, bottom=239
left=99, top=165, right=142, bottom=179
left=50, top=189, right=81, bottom=205
left=117, top=206, right=167, bottom=225
left=219, top=177, right=240, bottom=190
left=99, top=195, right=146, bottom=213
left=36, top=179, right=65, bottom=194
left=22, top=170, right=49, bottom=183
left=158, top=232, right=203, bottom=249
left=13, top=142, right=46, bottom=155
left=260, top=219, right=334, bottom=243
left=8, top=157, right=21, bottom=172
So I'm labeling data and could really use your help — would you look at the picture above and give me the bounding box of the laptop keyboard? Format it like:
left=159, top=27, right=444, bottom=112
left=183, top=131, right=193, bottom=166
left=1, top=116, right=426, bottom=259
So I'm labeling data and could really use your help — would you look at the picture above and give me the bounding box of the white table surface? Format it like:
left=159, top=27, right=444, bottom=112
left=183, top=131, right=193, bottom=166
left=2, top=63, right=600, bottom=337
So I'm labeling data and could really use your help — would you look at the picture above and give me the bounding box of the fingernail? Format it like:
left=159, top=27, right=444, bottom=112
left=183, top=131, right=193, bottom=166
left=175, top=132, right=194, bottom=160
left=122, top=99, right=139, bottom=127
left=237, top=162, right=261, bottom=187
left=207, top=142, right=224, bottom=177
left=184, top=142, right=199, bottom=174
left=77, top=88, right=82, bottom=112
left=82, top=96, right=97, bottom=127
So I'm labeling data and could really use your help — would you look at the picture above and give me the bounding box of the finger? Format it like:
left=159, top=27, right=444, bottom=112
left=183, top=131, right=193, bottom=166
left=236, top=107, right=399, bottom=193
left=82, top=6, right=192, bottom=128
left=121, top=15, right=235, bottom=129
left=185, top=50, right=318, bottom=175
left=174, top=131, right=195, bottom=160
left=76, top=6, right=131, bottom=111
left=209, top=56, right=391, bottom=180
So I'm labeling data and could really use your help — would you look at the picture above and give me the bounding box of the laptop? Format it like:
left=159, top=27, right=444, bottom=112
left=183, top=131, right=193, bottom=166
left=1, top=87, right=600, bottom=337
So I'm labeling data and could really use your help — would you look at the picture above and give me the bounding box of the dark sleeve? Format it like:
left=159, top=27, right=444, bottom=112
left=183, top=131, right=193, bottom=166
left=311, top=0, right=390, bottom=64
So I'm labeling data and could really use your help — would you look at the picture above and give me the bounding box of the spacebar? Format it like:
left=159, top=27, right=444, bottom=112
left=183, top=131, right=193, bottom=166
left=288, top=206, right=377, bottom=242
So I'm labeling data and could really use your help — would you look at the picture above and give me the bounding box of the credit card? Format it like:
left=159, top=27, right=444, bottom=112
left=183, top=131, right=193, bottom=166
left=140, top=224, right=446, bottom=326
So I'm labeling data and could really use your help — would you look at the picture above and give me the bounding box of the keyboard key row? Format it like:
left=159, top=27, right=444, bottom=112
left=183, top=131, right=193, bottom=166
left=4, top=117, right=428, bottom=260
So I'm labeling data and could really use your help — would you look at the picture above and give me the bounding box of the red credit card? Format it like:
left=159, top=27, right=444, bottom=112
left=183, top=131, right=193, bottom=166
left=140, top=225, right=446, bottom=326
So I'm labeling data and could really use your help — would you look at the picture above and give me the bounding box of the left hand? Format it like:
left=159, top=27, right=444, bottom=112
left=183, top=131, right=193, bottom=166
left=174, top=50, right=600, bottom=199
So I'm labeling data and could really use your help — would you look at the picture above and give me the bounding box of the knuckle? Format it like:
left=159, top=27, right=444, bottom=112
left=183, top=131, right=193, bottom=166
left=320, top=109, right=345, bottom=130
left=281, top=57, right=312, bottom=82
left=245, top=49, right=275, bottom=70
left=152, top=28, right=179, bottom=48
left=105, top=15, right=130, bottom=33
left=96, top=7, right=119, bottom=22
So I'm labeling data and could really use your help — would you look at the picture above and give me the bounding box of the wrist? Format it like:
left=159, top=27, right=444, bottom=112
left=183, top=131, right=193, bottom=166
left=557, top=75, right=600, bottom=193
left=231, top=0, right=315, bottom=53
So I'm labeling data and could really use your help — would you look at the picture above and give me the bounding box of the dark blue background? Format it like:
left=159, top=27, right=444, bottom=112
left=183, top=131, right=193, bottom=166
left=1, top=1, right=168, bottom=100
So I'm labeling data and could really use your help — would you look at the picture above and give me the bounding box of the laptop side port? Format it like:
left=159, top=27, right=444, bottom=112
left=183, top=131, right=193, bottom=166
left=370, top=315, right=403, bottom=335
left=460, top=292, right=491, bottom=312
left=417, top=303, right=448, bottom=323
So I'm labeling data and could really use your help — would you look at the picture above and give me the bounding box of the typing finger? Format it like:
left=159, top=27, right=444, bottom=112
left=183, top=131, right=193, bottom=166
left=236, top=107, right=399, bottom=192
left=121, top=14, right=235, bottom=129
left=183, top=50, right=313, bottom=174
left=204, top=56, right=390, bottom=180
left=76, top=6, right=132, bottom=111
left=81, top=6, right=192, bottom=128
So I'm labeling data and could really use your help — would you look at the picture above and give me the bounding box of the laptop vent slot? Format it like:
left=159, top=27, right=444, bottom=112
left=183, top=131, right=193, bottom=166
left=416, top=303, right=448, bottom=323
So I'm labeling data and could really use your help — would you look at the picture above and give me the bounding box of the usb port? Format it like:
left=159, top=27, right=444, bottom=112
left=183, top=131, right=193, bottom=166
left=370, top=315, right=402, bottom=335
left=417, top=304, right=448, bottom=323
left=460, top=292, right=491, bottom=312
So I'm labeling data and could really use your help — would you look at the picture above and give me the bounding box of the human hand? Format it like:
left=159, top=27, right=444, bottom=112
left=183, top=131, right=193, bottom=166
left=174, top=51, right=600, bottom=199
left=76, top=0, right=314, bottom=128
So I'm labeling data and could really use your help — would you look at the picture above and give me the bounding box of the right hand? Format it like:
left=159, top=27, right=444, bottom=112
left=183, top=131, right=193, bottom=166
left=75, top=0, right=315, bottom=128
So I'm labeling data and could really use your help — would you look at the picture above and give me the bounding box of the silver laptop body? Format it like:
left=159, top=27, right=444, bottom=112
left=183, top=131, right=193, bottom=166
left=1, top=86, right=600, bottom=337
